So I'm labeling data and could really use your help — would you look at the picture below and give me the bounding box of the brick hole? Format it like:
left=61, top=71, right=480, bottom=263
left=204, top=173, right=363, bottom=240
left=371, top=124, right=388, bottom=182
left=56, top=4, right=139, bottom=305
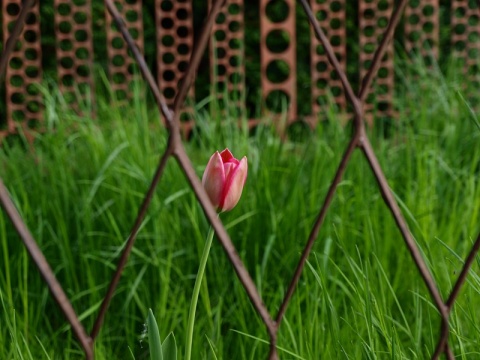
left=316, top=61, right=328, bottom=72
left=378, top=67, right=389, bottom=78
left=10, top=75, right=24, bottom=88
left=27, top=119, right=40, bottom=129
left=316, top=78, right=328, bottom=89
left=377, top=83, right=389, bottom=95
left=126, top=10, right=138, bottom=22
left=60, top=56, right=74, bottom=69
left=177, top=26, right=189, bottom=38
left=266, top=60, right=289, bottom=83
left=455, top=40, right=467, bottom=51
left=363, top=8, right=375, bottom=19
left=25, top=66, right=39, bottom=78
left=160, top=0, right=173, bottom=11
left=161, top=17, right=174, bottom=29
left=12, top=110, right=26, bottom=121
left=62, top=74, right=74, bottom=86
left=364, top=25, right=375, bottom=37
left=127, top=63, right=136, bottom=75
left=378, top=0, right=389, bottom=11
left=178, top=60, right=188, bottom=72
left=75, top=47, right=89, bottom=60
left=468, top=31, right=479, bottom=42
left=162, top=70, right=175, bottom=82
left=408, top=30, right=421, bottom=42
left=228, top=20, right=241, bottom=32
left=330, top=35, right=341, bottom=46
left=216, top=12, right=226, bottom=24
left=129, top=28, right=139, bottom=40
left=59, top=39, right=73, bottom=51
left=468, top=48, right=479, bottom=59
left=228, top=3, right=241, bottom=15
left=215, top=29, right=226, bottom=41
left=76, top=65, right=90, bottom=77
left=215, top=47, right=227, bottom=59
left=164, top=87, right=176, bottom=99
left=215, top=81, right=226, bottom=93
left=229, top=72, right=242, bottom=85
left=265, top=89, right=290, bottom=113
left=422, top=4, right=434, bottom=16
left=74, top=11, right=87, bottom=24
left=24, top=30, right=37, bottom=43
left=217, top=64, right=227, bottom=76
left=162, top=35, right=175, bottom=47
left=316, top=44, right=325, bottom=55
left=178, top=43, right=190, bottom=55
left=469, top=15, right=479, bottom=26
left=363, top=42, right=376, bottom=54
left=229, top=38, right=241, bottom=50
left=331, top=86, right=342, bottom=97
left=229, top=55, right=241, bottom=67
left=455, top=6, right=466, bottom=18
left=330, top=1, right=342, bottom=12
left=266, top=29, right=290, bottom=53
left=6, top=3, right=20, bottom=15
left=26, top=100, right=41, bottom=113
left=113, top=72, right=127, bottom=84
left=11, top=92, right=26, bottom=105
left=59, top=21, right=72, bottom=34
left=408, top=14, right=420, bottom=25
left=316, top=10, right=327, bottom=21
left=24, top=48, right=38, bottom=61
left=330, top=18, right=342, bottom=30
left=377, top=16, right=388, bottom=28
left=75, top=29, right=88, bottom=42
left=25, top=12, right=37, bottom=25
left=112, top=54, right=125, bottom=66
left=265, top=0, right=289, bottom=23
left=112, top=36, right=124, bottom=49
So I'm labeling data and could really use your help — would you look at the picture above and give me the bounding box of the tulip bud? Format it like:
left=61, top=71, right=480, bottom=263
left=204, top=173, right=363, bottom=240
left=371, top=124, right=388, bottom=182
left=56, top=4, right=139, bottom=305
left=202, top=148, right=248, bottom=212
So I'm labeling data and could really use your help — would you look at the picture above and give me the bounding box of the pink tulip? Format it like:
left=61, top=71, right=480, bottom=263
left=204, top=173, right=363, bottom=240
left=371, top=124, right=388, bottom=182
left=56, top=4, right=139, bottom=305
left=202, top=148, right=248, bottom=212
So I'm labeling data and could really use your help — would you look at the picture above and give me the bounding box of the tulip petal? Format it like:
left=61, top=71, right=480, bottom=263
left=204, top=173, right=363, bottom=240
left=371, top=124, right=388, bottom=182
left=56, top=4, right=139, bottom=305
left=220, top=156, right=247, bottom=212
left=220, top=148, right=239, bottom=165
left=202, top=151, right=225, bottom=208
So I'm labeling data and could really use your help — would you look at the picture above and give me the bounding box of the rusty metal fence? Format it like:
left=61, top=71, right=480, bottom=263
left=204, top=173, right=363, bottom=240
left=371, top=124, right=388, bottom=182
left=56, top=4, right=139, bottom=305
left=1, top=0, right=480, bottom=359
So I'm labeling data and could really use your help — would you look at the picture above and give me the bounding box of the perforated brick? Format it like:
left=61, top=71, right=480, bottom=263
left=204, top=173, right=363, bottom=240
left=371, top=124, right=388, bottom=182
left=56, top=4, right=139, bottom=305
left=2, top=0, right=42, bottom=142
left=54, top=0, right=95, bottom=113
left=210, top=0, right=246, bottom=124
left=451, top=0, right=480, bottom=103
left=260, top=0, right=297, bottom=132
left=309, top=0, right=346, bottom=127
left=404, top=0, right=439, bottom=61
left=105, top=0, right=144, bottom=102
left=155, top=0, right=195, bottom=135
left=359, top=0, right=395, bottom=124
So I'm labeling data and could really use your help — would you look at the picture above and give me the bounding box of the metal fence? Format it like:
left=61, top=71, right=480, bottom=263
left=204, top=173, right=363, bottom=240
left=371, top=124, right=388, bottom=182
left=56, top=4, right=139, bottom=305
left=1, top=0, right=480, bottom=140
left=0, top=0, right=480, bottom=359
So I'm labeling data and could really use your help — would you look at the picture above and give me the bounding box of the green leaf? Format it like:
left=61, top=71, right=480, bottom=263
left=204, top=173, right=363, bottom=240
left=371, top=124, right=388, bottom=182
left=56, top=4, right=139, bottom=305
left=162, top=332, right=177, bottom=360
left=147, top=309, right=163, bottom=360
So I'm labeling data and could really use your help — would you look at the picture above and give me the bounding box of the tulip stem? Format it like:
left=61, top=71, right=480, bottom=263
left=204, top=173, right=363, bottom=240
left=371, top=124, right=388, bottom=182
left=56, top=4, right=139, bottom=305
left=185, top=222, right=216, bottom=360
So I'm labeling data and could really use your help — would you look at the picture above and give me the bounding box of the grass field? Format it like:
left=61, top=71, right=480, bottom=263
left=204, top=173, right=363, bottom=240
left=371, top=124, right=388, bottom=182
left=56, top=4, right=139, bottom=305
left=1, top=62, right=480, bottom=359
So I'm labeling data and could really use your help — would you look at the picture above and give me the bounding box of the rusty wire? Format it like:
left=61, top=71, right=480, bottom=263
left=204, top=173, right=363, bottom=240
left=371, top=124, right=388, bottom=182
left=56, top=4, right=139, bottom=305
left=1, top=1, right=480, bottom=359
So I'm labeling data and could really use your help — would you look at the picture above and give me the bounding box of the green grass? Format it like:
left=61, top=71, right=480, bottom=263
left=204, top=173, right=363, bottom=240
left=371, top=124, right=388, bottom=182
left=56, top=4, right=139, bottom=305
left=1, top=61, right=480, bottom=359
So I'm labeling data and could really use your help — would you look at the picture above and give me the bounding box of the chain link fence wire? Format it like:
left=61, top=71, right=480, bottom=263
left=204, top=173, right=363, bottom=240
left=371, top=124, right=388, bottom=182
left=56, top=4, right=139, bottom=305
left=1, top=0, right=480, bottom=359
